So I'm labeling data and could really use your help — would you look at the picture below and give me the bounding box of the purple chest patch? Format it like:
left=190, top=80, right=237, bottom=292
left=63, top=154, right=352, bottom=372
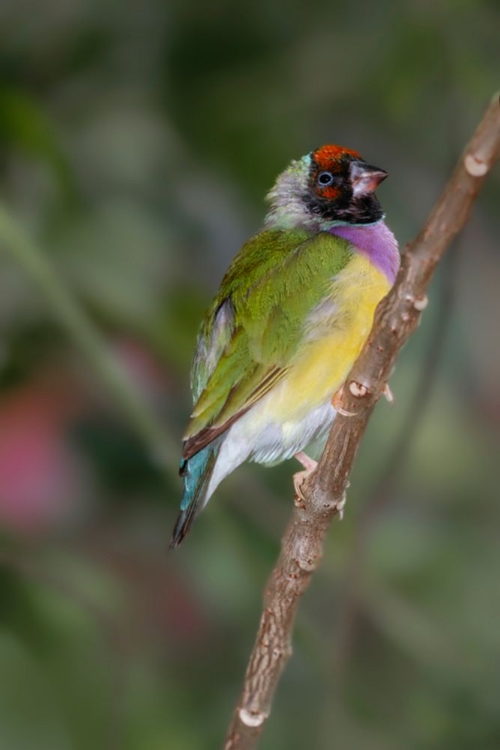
left=329, top=222, right=400, bottom=284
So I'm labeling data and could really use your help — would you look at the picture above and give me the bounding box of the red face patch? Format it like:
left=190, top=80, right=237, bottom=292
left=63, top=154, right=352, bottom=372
left=313, top=144, right=362, bottom=169
left=321, top=185, right=340, bottom=200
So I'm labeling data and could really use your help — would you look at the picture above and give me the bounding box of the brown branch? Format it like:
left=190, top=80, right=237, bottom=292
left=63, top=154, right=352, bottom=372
left=223, top=92, right=500, bottom=750
left=330, top=241, right=460, bottom=687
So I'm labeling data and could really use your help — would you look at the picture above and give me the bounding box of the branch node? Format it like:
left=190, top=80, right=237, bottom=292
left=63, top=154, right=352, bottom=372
left=412, top=294, right=429, bottom=311
left=464, top=153, right=489, bottom=176
left=238, top=708, right=267, bottom=728
left=320, top=489, right=347, bottom=520
left=322, top=499, right=336, bottom=511
left=348, top=381, right=368, bottom=398
left=383, top=383, right=395, bottom=404
left=296, top=553, right=321, bottom=572
left=336, top=491, right=347, bottom=521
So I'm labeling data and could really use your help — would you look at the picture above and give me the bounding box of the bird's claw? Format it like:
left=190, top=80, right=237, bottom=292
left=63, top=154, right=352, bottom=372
left=293, top=470, right=309, bottom=504
left=331, top=386, right=357, bottom=417
left=293, top=452, right=318, bottom=504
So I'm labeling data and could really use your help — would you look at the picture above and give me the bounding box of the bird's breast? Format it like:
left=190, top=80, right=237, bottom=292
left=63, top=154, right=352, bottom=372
left=267, top=253, right=391, bottom=424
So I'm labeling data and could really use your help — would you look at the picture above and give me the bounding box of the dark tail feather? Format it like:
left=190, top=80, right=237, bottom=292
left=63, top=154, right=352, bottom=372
left=170, top=504, right=198, bottom=549
left=170, top=443, right=219, bottom=549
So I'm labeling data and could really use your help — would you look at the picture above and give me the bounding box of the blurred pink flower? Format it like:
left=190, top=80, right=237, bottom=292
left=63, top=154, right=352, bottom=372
left=0, top=336, right=172, bottom=536
left=0, top=376, right=88, bottom=535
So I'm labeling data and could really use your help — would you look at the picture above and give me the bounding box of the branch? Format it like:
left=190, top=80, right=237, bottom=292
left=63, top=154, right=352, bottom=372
left=224, top=92, right=500, bottom=749
left=330, top=243, right=460, bottom=685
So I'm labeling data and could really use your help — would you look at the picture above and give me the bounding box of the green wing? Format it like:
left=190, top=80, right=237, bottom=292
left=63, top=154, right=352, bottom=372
left=183, top=229, right=353, bottom=458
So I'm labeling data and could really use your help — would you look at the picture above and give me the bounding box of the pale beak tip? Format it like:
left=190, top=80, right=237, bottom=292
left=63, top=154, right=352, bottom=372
left=351, top=163, right=388, bottom=196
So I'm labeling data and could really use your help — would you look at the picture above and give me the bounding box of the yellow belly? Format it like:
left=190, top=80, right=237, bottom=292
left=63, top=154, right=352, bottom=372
left=269, top=254, right=391, bottom=423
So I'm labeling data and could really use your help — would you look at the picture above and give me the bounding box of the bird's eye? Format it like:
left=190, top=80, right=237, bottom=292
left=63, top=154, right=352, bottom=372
left=317, top=171, right=334, bottom=187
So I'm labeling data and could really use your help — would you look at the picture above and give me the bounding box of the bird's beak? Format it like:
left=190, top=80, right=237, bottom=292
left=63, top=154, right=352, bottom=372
left=350, top=162, right=388, bottom=197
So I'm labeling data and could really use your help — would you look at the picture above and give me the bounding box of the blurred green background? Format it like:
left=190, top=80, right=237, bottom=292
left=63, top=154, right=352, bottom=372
left=0, top=1, right=499, bottom=749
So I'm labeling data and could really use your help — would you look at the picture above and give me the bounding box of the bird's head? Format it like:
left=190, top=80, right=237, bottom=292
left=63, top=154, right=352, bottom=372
left=265, top=144, right=388, bottom=231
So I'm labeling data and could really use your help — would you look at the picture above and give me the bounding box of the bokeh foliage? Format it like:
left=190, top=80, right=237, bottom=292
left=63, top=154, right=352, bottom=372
left=0, top=1, right=499, bottom=748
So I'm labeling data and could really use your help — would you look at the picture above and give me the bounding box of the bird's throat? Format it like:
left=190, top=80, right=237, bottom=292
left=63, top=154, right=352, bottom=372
left=328, top=221, right=400, bottom=284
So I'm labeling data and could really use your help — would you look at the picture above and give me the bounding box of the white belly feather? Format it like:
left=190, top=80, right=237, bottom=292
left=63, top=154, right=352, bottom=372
left=205, top=393, right=336, bottom=502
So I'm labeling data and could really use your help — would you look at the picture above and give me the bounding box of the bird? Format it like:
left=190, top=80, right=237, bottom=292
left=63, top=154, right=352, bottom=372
left=170, top=144, right=400, bottom=547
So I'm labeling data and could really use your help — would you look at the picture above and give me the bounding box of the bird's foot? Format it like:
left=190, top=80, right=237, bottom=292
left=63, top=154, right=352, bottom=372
left=293, top=452, right=318, bottom=503
left=295, top=451, right=318, bottom=472
left=331, top=385, right=356, bottom=417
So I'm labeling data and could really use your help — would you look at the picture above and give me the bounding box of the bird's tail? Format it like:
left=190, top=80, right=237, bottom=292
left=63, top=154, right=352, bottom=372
left=170, top=442, right=220, bottom=549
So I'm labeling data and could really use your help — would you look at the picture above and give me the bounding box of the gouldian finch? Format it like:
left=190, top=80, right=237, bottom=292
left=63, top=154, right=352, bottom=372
left=171, top=145, right=399, bottom=547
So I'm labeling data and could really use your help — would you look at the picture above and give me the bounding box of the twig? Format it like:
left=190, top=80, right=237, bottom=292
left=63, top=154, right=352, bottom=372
left=224, top=92, right=500, bottom=749
left=328, top=74, right=468, bottom=688
left=330, top=242, right=460, bottom=686
left=0, top=206, right=178, bottom=474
